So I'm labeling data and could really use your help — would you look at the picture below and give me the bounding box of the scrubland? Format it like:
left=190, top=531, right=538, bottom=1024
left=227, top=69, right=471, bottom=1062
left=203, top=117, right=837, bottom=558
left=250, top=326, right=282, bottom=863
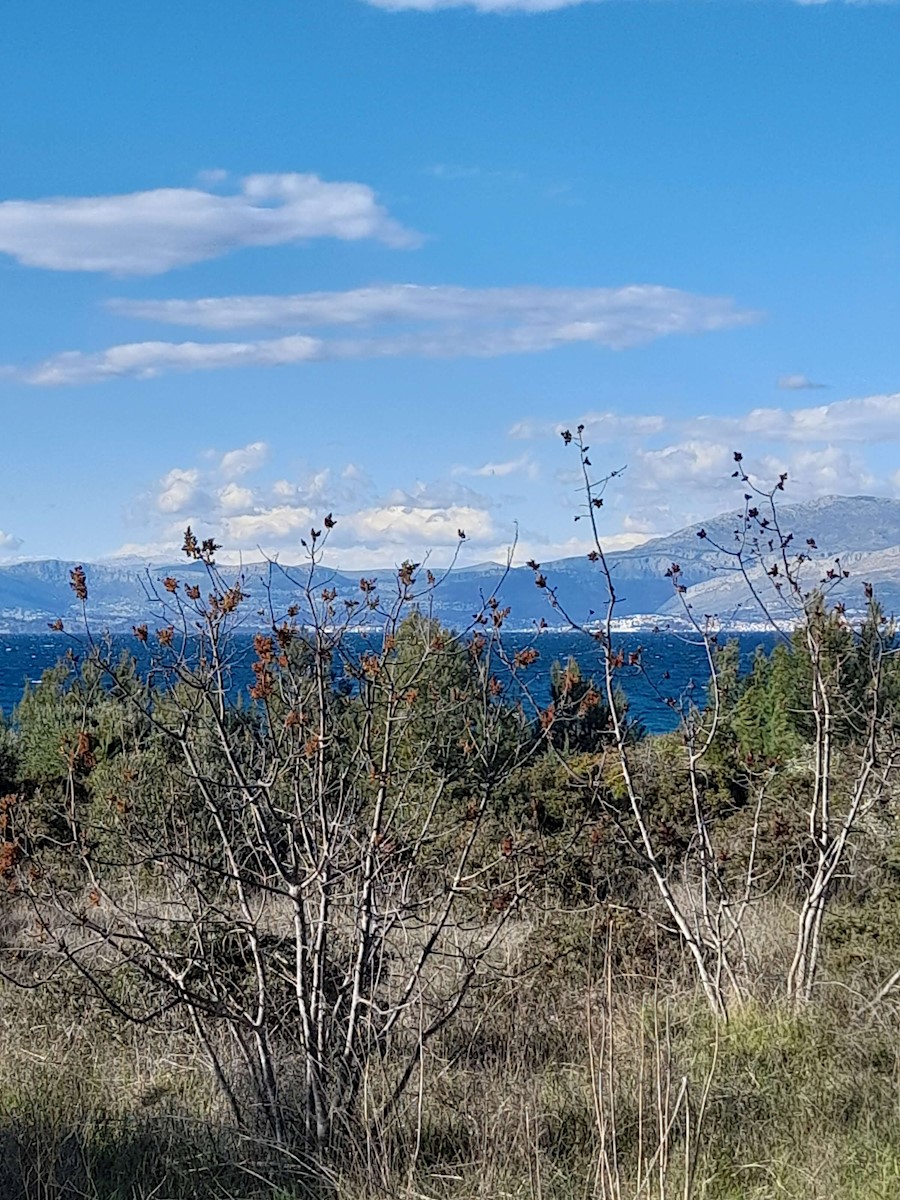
left=1, top=478, right=899, bottom=1198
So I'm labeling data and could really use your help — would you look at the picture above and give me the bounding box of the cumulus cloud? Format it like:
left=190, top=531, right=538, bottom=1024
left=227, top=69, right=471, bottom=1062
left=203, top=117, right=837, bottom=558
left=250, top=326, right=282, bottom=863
left=217, top=499, right=495, bottom=558
left=778, top=374, right=827, bottom=391
left=351, top=502, right=493, bottom=545
left=151, top=444, right=269, bottom=518
left=117, top=391, right=900, bottom=571
left=17, top=284, right=756, bottom=385
left=0, top=173, right=419, bottom=275
left=605, top=436, right=889, bottom=539
left=219, top=441, right=269, bottom=479
left=220, top=505, right=319, bottom=544
left=156, top=468, right=207, bottom=515
left=503, top=387, right=900, bottom=540
left=632, top=441, right=736, bottom=491
left=195, top=168, right=229, bottom=187
left=0, top=529, right=23, bottom=554
left=756, top=446, right=876, bottom=495
left=509, top=391, right=900, bottom=451
left=122, top=451, right=502, bottom=567
left=217, top=483, right=255, bottom=512
left=697, top=392, right=900, bottom=444
left=380, top=478, right=494, bottom=511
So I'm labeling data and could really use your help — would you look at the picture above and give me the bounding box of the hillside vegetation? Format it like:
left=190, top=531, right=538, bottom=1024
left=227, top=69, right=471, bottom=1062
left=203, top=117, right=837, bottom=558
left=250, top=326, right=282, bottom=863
left=1, top=463, right=900, bottom=1199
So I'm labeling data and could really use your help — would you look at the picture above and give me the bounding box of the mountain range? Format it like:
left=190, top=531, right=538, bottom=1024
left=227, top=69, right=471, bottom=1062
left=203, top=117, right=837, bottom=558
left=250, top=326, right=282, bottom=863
left=1, top=495, right=899, bottom=634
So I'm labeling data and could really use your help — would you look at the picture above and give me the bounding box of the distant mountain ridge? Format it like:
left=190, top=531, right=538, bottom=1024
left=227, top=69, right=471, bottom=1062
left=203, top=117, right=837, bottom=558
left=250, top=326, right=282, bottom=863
left=1, top=495, right=898, bottom=633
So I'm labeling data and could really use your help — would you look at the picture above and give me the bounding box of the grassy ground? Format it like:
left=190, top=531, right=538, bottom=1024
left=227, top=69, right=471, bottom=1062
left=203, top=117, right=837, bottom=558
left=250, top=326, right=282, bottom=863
left=0, top=905, right=898, bottom=1200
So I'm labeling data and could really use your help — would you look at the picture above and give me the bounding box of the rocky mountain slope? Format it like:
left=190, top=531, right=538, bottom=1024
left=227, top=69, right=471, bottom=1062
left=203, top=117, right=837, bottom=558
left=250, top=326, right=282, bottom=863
left=1, top=496, right=898, bottom=633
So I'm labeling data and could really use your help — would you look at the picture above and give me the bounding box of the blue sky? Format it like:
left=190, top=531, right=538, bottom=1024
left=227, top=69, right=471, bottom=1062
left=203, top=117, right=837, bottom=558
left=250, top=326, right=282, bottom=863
left=1, top=0, right=898, bottom=567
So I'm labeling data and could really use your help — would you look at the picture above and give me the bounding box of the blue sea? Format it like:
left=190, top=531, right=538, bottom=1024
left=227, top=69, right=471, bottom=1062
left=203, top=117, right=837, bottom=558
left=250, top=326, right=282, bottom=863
left=0, top=630, right=780, bottom=735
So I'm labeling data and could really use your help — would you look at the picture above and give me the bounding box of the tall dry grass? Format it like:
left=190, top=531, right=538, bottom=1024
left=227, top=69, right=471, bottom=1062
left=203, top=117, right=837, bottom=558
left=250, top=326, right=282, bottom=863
left=0, top=904, right=898, bottom=1199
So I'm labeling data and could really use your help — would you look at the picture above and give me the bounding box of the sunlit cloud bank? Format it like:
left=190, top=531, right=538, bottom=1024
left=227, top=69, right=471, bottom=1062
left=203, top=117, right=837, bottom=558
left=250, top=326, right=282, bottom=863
left=514, top=391, right=900, bottom=447
left=116, top=435, right=651, bottom=569
left=510, top=390, right=900, bottom=538
left=114, top=385, right=900, bottom=569
left=118, top=441, right=513, bottom=568
left=691, top=392, right=900, bottom=444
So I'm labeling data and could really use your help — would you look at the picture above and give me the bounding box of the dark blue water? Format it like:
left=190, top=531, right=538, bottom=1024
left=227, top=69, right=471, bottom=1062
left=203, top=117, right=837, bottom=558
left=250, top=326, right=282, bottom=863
left=0, top=630, right=780, bottom=734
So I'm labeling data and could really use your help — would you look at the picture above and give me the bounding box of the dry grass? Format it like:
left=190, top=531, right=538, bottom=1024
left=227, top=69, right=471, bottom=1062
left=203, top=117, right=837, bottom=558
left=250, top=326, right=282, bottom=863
left=0, top=906, right=898, bottom=1199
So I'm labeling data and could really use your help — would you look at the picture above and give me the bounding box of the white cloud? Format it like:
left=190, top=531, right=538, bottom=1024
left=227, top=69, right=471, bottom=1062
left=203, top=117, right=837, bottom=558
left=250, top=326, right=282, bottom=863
left=145, top=494, right=497, bottom=562
left=503, top=387, right=900, bottom=544
left=352, top=503, right=494, bottom=545
left=20, top=335, right=323, bottom=385
left=696, top=391, right=900, bottom=444
left=512, top=531, right=653, bottom=563
left=633, top=441, right=736, bottom=490
left=217, top=483, right=255, bottom=512
left=756, top=446, right=876, bottom=495
left=342, top=463, right=373, bottom=484
left=507, top=391, right=900, bottom=451
left=0, top=173, right=419, bottom=275
left=219, top=441, right=269, bottom=479
left=114, top=388, right=900, bottom=572
left=302, top=469, right=337, bottom=503
left=222, top=505, right=318, bottom=544
left=0, top=529, right=23, bottom=554
left=603, top=442, right=753, bottom=535
left=119, top=450, right=501, bottom=567
left=153, top=450, right=267, bottom=519
left=17, top=284, right=756, bottom=385
left=272, top=466, right=372, bottom=509
left=219, top=498, right=493, bottom=554
left=604, top=436, right=889, bottom=540
left=156, top=468, right=205, bottom=515
left=778, top=374, right=827, bottom=391
left=109, top=282, right=755, bottom=338
left=623, top=510, right=667, bottom=535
